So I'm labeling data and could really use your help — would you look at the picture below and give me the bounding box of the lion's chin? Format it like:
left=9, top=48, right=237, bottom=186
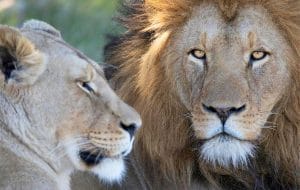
left=200, top=135, right=255, bottom=168
left=78, top=151, right=126, bottom=183
left=64, top=142, right=126, bottom=183
left=90, top=158, right=125, bottom=183
left=68, top=150, right=126, bottom=183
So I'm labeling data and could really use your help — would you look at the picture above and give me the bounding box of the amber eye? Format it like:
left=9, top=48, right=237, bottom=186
left=250, top=51, right=269, bottom=61
left=189, top=49, right=206, bottom=60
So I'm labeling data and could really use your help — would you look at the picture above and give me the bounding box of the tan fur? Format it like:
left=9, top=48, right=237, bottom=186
left=0, top=20, right=141, bottom=190
left=0, top=26, right=46, bottom=86
left=103, top=0, right=300, bottom=189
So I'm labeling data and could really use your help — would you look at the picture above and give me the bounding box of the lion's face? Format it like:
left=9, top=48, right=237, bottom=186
left=166, top=4, right=292, bottom=167
left=0, top=20, right=141, bottom=182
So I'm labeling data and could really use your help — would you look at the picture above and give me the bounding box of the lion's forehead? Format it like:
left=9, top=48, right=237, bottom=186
left=235, top=6, right=287, bottom=47
left=183, top=4, right=285, bottom=49
left=185, top=4, right=224, bottom=42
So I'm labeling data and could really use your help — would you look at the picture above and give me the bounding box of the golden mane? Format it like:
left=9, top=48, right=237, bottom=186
left=105, top=0, right=300, bottom=188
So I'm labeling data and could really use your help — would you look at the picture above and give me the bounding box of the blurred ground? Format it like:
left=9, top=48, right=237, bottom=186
left=0, top=0, right=122, bottom=61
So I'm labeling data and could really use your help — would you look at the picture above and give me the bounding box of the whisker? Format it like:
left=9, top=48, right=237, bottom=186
left=54, top=141, right=92, bottom=162
left=260, top=126, right=277, bottom=131
left=48, top=137, right=83, bottom=156
left=48, top=139, right=90, bottom=161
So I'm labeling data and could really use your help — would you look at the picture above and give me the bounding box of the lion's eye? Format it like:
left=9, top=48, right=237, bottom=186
left=250, top=51, right=269, bottom=61
left=189, top=49, right=206, bottom=60
left=82, top=82, right=94, bottom=92
left=77, top=81, right=95, bottom=94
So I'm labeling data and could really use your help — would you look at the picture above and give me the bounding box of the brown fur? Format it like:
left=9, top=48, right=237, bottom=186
left=105, top=0, right=300, bottom=189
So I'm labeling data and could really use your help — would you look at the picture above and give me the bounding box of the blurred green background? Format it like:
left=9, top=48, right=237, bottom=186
left=0, top=0, right=122, bottom=62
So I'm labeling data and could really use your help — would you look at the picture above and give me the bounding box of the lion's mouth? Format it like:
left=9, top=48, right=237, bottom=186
left=79, top=151, right=104, bottom=166
left=216, top=133, right=243, bottom=141
left=74, top=138, right=135, bottom=167
left=214, top=133, right=232, bottom=141
left=203, top=132, right=250, bottom=142
left=79, top=148, right=131, bottom=166
left=79, top=150, right=127, bottom=166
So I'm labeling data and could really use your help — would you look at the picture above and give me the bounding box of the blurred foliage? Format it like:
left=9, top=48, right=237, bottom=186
left=0, top=0, right=123, bottom=61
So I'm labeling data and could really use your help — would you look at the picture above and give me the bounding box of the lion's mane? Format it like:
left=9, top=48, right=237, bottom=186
left=105, top=0, right=300, bottom=189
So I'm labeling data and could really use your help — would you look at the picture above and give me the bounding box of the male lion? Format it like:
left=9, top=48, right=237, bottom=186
left=0, top=20, right=141, bottom=190
left=103, top=0, right=300, bottom=189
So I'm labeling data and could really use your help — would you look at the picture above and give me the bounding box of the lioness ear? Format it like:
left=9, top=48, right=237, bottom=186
left=21, top=19, right=62, bottom=38
left=0, top=26, right=46, bottom=86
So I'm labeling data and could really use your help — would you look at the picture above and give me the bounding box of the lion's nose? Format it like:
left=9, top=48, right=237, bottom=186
left=202, top=104, right=246, bottom=125
left=120, top=122, right=139, bottom=139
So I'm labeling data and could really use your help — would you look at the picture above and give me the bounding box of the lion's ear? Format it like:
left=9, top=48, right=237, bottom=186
left=0, top=26, right=46, bottom=86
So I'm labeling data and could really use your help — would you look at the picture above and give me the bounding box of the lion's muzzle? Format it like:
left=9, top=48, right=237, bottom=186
left=79, top=151, right=104, bottom=166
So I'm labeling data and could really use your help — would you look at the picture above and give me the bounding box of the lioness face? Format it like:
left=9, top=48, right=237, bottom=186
left=167, top=4, right=292, bottom=167
left=52, top=55, right=141, bottom=181
left=0, top=21, right=141, bottom=182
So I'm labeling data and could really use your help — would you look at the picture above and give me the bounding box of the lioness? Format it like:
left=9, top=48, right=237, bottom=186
left=0, top=20, right=141, bottom=190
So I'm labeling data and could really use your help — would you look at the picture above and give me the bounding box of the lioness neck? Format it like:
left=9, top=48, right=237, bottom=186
left=0, top=95, right=74, bottom=179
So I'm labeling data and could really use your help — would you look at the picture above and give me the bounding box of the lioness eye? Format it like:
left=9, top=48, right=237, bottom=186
left=250, top=51, right=269, bottom=61
left=77, top=81, right=95, bottom=94
left=82, top=82, right=93, bottom=92
left=189, top=49, right=206, bottom=60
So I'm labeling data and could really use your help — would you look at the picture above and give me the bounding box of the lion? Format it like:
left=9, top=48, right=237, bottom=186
left=0, top=20, right=141, bottom=190
left=99, top=0, right=300, bottom=189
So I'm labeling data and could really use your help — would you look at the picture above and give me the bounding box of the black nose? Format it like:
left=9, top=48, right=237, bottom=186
left=120, top=122, right=138, bottom=139
left=202, top=104, right=246, bottom=125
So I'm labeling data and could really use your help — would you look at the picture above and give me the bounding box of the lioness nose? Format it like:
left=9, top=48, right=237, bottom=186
left=202, top=104, right=246, bottom=125
left=120, top=122, right=139, bottom=139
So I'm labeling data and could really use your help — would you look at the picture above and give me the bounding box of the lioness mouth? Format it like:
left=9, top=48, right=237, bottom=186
left=79, top=151, right=104, bottom=166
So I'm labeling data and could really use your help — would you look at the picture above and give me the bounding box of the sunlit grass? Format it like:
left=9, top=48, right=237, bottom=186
left=0, top=0, right=122, bottom=61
